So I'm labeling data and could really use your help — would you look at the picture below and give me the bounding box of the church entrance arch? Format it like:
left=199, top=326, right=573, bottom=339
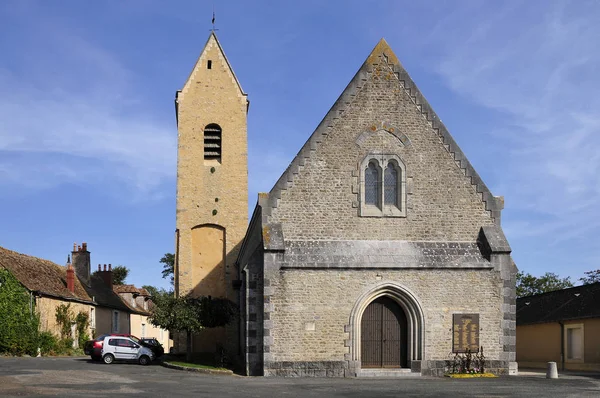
left=361, top=297, right=408, bottom=368
left=349, top=282, right=424, bottom=372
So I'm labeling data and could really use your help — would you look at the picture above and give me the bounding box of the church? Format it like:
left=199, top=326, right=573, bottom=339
left=174, top=32, right=517, bottom=377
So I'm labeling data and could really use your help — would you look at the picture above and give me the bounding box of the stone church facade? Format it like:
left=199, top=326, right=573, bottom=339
left=175, top=33, right=516, bottom=377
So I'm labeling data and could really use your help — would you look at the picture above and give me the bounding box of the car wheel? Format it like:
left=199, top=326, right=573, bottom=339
left=103, top=354, right=115, bottom=364
left=138, top=355, right=150, bottom=366
left=91, top=355, right=101, bottom=362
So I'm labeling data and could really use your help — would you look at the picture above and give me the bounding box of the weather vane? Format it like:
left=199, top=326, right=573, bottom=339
left=211, top=6, right=218, bottom=32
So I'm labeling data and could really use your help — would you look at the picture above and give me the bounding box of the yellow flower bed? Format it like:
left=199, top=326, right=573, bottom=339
left=446, top=373, right=498, bottom=378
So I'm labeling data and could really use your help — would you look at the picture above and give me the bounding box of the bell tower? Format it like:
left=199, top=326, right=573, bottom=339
left=174, top=32, right=248, bottom=353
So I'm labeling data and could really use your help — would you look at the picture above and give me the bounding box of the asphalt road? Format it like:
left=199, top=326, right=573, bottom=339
left=0, top=357, right=599, bottom=397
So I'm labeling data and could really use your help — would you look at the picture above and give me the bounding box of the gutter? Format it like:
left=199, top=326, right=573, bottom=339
left=32, top=290, right=95, bottom=306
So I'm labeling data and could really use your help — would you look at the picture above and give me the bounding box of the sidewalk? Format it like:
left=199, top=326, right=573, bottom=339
left=517, top=367, right=600, bottom=380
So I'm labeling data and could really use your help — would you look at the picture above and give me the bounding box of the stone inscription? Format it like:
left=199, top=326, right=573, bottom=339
left=452, top=314, right=479, bottom=353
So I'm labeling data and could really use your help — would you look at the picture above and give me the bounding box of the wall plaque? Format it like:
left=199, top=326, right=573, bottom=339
left=452, top=314, right=479, bottom=353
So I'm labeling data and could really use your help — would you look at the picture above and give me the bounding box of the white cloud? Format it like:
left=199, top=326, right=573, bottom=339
left=0, top=20, right=175, bottom=201
left=421, top=1, right=600, bottom=245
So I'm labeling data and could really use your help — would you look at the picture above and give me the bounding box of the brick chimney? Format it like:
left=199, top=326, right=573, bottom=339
left=71, top=242, right=91, bottom=286
left=66, top=256, right=75, bottom=293
left=97, top=264, right=113, bottom=288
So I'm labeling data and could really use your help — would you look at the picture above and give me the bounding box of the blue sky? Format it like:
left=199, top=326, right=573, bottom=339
left=1, top=0, right=598, bottom=289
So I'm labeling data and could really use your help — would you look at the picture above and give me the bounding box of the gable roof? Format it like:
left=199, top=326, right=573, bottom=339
left=260, top=38, right=503, bottom=226
left=517, top=282, right=600, bottom=325
left=0, top=246, right=93, bottom=304
left=175, top=31, right=248, bottom=120
left=80, top=274, right=132, bottom=312
left=113, top=285, right=151, bottom=315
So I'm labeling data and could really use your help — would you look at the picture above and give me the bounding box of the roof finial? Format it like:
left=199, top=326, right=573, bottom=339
left=67, top=254, right=71, bottom=265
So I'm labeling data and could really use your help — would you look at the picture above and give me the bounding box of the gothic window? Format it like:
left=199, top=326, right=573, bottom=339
left=384, top=162, right=399, bottom=208
left=365, top=161, right=381, bottom=208
left=360, top=155, right=406, bottom=217
left=204, top=123, right=222, bottom=162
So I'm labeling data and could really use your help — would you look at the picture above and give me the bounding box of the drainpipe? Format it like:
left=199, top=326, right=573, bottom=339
left=558, top=321, right=565, bottom=371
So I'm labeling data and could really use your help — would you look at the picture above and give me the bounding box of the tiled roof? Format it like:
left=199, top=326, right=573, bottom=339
left=113, top=284, right=151, bottom=315
left=517, top=282, right=600, bottom=325
left=0, top=246, right=93, bottom=303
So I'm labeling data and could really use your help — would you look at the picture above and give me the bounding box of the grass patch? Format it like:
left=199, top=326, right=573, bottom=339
left=446, top=373, right=498, bottom=378
left=168, top=361, right=228, bottom=371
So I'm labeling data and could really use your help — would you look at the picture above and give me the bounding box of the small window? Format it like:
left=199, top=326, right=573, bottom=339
left=90, top=308, right=95, bottom=329
left=360, top=155, right=406, bottom=217
left=365, top=161, right=380, bottom=208
left=112, top=311, right=119, bottom=333
left=204, top=123, right=222, bottom=163
left=207, top=60, right=212, bottom=69
left=384, top=162, right=399, bottom=208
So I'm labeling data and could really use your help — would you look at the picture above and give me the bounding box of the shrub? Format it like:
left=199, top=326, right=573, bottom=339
left=38, top=332, right=59, bottom=355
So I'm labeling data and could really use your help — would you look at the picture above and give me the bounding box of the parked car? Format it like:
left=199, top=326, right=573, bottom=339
left=140, top=338, right=164, bottom=358
left=84, top=333, right=137, bottom=361
left=101, top=336, right=154, bottom=365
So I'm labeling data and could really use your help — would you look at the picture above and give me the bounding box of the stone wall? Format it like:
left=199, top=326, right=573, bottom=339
left=36, top=297, right=93, bottom=342
left=267, top=46, right=496, bottom=241
left=175, top=33, right=248, bottom=355
left=263, top=268, right=504, bottom=376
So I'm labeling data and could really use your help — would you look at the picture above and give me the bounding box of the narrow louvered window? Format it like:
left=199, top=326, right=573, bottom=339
left=204, top=124, right=222, bottom=162
left=365, top=161, right=380, bottom=208
left=384, top=162, right=399, bottom=208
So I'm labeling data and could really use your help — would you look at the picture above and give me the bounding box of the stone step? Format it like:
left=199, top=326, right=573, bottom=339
left=359, top=368, right=420, bottom=378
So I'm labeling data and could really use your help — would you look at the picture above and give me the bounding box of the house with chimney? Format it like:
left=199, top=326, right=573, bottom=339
left=71, top=243, right=132, bottom=336
left=0, top=245, right=95, bottom=343
left=113, top=284, right=172, bottom=350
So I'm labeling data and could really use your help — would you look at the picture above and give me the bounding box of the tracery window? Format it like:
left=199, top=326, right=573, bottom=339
left=360, top=155, right=406, bottom=217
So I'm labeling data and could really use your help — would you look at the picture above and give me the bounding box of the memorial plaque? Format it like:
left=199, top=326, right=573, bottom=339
left=452, top=314, right=479, bottom=353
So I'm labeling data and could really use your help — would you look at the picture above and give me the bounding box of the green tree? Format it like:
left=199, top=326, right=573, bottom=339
left=93, top=265, right=129, bottom=285
left=148, top=292, right=236, bottom=362
left=516, top=271, right=573, bottom=297
left=160, top=253, right=175, bottom=285
left=111, top=265, right=129, bottom=285
left=579, top=269, right=600, bottom=285
left=0, top=269, right=40, bottom=356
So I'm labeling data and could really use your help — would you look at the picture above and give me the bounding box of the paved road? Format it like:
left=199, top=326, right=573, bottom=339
left=0, top=357, right=599, bottom=397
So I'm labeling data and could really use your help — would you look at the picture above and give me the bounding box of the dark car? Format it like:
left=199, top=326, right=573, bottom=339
left=84, top=334, right=138, bottom=361
left=140, top=338, right=164, bottom=358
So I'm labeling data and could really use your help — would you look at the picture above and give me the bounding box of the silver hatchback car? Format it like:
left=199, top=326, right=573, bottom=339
left=101, top=336, right=155, bottom=365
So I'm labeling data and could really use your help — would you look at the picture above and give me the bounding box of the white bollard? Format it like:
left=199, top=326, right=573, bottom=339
left=546, top=362, right=558, bottom=379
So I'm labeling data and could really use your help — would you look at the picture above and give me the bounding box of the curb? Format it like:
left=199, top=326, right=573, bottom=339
left=161, top=361, right=234, bottom=375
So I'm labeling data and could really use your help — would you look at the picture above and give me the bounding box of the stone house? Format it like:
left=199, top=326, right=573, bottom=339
left=175, top=34, right=517, bottom=377
left=517, top=282, right=600, bottom=371
left=0, top=245, right=95, bottom=344
left=70, top=243, right=132, bottom=336
left=114, top=284, right=171, bottom=350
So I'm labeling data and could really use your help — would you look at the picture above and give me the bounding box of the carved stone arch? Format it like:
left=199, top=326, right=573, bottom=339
left=348, top=282, right=424, bottom=373
left=355, top=121, right=411, bottom=148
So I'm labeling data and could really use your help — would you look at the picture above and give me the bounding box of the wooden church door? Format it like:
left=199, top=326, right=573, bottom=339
left=361, top=297, right=408, bottom=368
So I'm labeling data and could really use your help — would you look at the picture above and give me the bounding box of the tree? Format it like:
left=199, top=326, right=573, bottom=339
left=93, top=265, right=129, bottom=285
left=0, top=269, right=40, bottom=355
left=160, top=253, right=175, bottom=285
left=516, top=271, right=573, bottom=297
left=579, top=269, right=600, bottom=285
left=148, top=291, right=237, bottom=362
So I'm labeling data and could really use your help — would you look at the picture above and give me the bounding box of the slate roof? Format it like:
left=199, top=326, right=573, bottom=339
left=517, top=282, right=600, bottom=326
left=281, top=240, right=492, bottom=269
left=81, top=274, right=131, bottom=312
left=0, top=246, right=93, bottom=303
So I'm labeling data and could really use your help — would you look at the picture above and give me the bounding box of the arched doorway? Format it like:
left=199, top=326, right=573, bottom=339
left=361, top=297, right=408, bottom=368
